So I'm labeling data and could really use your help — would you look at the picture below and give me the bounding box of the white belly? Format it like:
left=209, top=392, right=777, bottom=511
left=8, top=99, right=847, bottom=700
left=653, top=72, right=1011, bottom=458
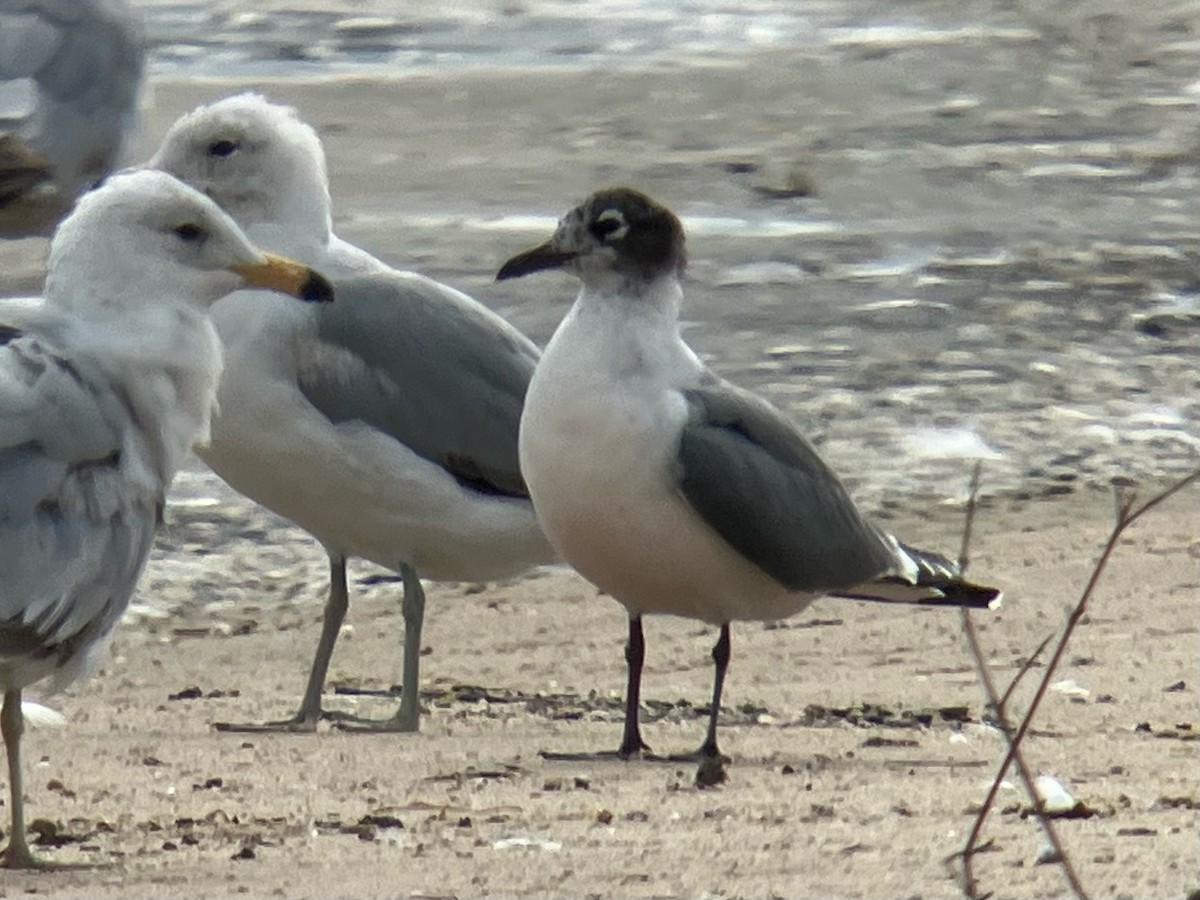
left=520, top=301, right=816, bottom=625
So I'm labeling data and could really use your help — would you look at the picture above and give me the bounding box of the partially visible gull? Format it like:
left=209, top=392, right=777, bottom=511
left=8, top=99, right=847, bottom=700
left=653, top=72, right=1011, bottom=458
left=150, top=93, right=556, bottom=734
left=498, top=187, right=1001, bottom=763
left=0, top=168, right=331, bottom=868
left=0, top=0, right=145, bottom=237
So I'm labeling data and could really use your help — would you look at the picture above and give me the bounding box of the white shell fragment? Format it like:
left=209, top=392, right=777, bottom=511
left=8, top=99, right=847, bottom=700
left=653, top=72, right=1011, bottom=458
left=1050, top=678, right=1091, bottom=699
left=1034, top=773, right=1079, bottom=815
left=492, top=836, right=563, bottom=852
left=21, top=700, right=66, bottom=727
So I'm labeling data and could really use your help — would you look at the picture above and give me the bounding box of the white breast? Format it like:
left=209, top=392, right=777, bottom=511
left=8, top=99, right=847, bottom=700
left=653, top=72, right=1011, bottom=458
left=521, top=287, right=816, bottom=625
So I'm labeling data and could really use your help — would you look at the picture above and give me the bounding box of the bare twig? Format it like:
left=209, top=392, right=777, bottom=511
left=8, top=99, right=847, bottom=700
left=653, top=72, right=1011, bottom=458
left=956, top=614, right=1081, bottom=899
left=953, top=467, right=1200, bottom=899
left=996, top=632, right=1054, bottom=714
left=956, top=462, right=983, bottom=572
left=950, top=465, right=1081, bottom=899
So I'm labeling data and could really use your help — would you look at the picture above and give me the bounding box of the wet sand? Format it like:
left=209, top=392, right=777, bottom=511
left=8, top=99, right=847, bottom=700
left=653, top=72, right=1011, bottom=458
left=5, top=491, right=1197, bottom=898
left=1, top=32, right=1198, bottom=900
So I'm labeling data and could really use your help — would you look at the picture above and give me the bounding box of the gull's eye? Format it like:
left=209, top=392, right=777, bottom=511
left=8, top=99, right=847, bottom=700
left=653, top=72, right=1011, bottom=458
left=207, top=139, right=239, bottom=158
left=590, top=208, right=628, bottom=242
left=173, top=223, right=205, bottom=243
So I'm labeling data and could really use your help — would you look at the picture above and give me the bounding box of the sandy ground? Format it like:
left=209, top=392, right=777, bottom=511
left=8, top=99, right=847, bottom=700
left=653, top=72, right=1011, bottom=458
left=3, top=490, right=1197, bottom=899
left=2, top=39, right=1199, bottom=900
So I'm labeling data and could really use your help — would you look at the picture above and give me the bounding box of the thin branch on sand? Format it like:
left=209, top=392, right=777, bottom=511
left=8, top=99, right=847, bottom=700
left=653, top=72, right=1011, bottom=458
left=948, top=465, right=1200, bottom=900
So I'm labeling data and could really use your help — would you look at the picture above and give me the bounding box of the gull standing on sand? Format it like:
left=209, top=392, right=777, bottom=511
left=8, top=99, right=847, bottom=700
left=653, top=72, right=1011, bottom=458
left=150, top=94, right=555, bottom=733
left=0, top=169, right=331, bottom=868
left=0, top=0, right=145, bottom=237
left=498, top=187, right=1001, bottom=762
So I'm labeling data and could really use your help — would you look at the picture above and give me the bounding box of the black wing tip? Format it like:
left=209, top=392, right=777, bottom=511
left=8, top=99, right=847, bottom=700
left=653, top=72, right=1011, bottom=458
left=441, top=452, right=530, bottom=500
left=897, top=542, right=1002, bottom=610
left=937, top=582, right=1003, bottom=611
left=836, top=582, right=1002, bottom=610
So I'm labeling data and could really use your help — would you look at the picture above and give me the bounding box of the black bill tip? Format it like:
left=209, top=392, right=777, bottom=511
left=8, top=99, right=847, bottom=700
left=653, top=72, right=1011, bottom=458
left=301, top=269, right=335, bottom=303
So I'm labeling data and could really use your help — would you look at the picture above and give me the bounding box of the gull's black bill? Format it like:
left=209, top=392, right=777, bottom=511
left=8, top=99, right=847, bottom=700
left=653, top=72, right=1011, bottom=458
left=496, top=242, right=576, bottom=281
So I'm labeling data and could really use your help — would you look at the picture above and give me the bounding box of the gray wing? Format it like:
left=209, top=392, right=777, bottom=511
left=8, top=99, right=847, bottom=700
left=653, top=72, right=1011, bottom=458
left=0, top=325, right=157, bottom=685
left=0, top=0, right=144, bottom=233
left=297, top=272, right=540, bottom=498
left=675, top=376, right=898, bottom=593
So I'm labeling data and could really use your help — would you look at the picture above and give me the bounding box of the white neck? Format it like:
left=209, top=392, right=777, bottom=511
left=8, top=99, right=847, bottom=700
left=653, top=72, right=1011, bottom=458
left=229, top=148, right=334, bottom=244
left=542, top=272, right=701, bottom=394
left=576, top=271, right=683, bottom=323
left=571, top=273, right=686, bottom=352
left=240, top=218, right=326, bottom=264
left=239, top=222, right=386, bottom=278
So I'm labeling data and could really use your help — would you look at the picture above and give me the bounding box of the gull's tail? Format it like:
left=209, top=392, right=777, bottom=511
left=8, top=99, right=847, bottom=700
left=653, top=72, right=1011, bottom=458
left=830, top=542, right=1002, bottom=610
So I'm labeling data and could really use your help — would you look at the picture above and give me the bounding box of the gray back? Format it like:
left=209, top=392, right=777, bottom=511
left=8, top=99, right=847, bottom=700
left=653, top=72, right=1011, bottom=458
left=298, top=272, right=540, bottom=498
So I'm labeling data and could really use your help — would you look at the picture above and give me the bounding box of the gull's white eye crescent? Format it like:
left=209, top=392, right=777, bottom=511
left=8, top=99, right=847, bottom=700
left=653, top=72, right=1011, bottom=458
left=592, top=208, right=629, bottom=242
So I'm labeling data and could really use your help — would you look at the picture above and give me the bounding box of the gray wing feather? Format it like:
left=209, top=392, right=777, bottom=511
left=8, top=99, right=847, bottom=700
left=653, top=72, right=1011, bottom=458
left=675, top=377, right=896, bottom=592
left=298, top=272, right=540, bottom=498
left=0, top=327, right=156, bottom=677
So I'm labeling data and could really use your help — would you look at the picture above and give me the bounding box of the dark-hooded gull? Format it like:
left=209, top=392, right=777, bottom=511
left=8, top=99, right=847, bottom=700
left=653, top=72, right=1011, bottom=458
left=498, top=187, right=1001, bottom=763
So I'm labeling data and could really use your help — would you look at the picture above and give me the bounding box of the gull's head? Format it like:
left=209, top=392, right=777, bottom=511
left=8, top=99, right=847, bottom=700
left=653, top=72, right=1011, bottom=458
left=497, top=187, right=685, bottom=293
left=148, top=93, right=332, bottom=240
left=46, top=169, right=333, bottom=315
